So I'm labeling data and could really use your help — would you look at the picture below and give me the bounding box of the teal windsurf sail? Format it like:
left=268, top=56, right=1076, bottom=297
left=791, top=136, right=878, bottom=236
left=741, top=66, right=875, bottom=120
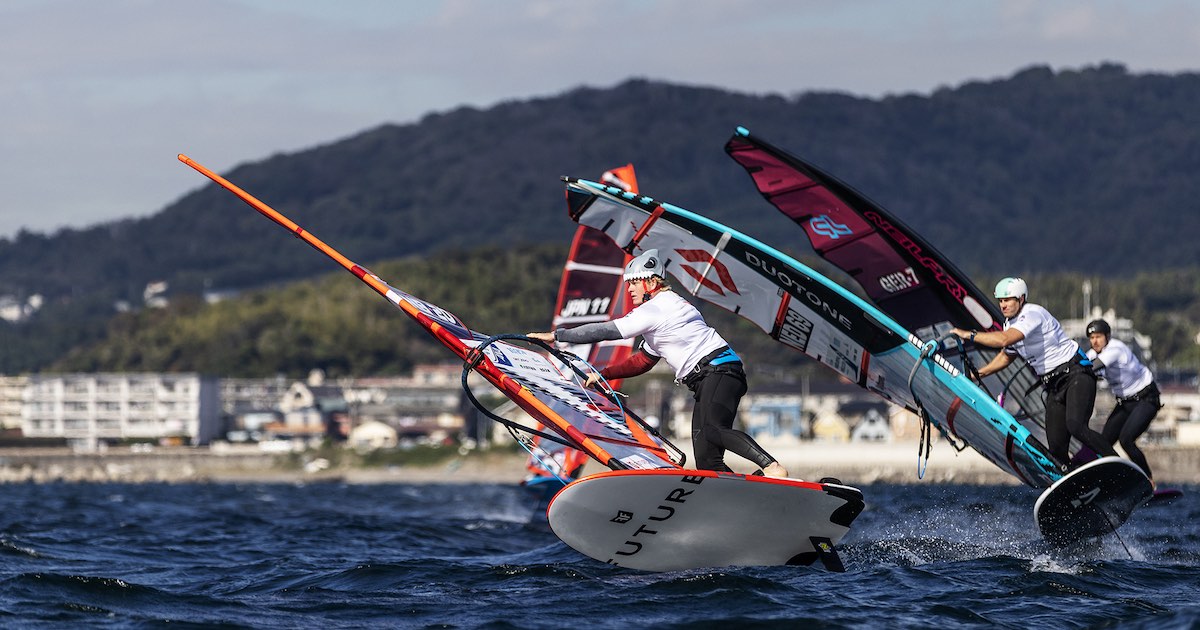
left=562, top=177, right=1061, bottom=488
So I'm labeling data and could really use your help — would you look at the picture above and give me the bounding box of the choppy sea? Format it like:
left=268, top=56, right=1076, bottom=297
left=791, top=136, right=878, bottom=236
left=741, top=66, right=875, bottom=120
left=1, top=479, right=1197, bottom=629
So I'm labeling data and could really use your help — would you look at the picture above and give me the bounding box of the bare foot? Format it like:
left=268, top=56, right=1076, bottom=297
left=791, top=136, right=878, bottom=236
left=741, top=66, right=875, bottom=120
left=763, top=462, right=788, bottom=478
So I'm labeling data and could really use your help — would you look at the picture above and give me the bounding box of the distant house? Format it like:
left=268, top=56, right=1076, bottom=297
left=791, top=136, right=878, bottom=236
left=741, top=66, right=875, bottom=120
left=274, top=378, right=348, bottom=442
left=850, top=409, right=891, bottom=442
left=811, top=413, right=851, bottom=442
left=740, top=378, right=891, bottom=442
left=348, top=419, right=398, bottom=450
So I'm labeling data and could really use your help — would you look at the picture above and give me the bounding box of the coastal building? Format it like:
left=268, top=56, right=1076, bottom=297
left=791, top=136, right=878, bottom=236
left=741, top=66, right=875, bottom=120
left=0, top=375, right=29, bottom=432
left=19, top=373, right=221, bottom=448
left=220, top=377, right=291, bottom=442
left=348, top=420, right=399, bottom=450
left=739, top=378, right=894, bottom=443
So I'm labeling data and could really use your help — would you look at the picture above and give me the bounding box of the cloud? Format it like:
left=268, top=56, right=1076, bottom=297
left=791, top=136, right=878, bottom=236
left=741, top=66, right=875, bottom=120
left=0, top=0, right=1197, bottom=239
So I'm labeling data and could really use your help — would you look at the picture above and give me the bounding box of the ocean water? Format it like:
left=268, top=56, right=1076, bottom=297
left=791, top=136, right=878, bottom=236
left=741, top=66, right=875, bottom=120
left=1, top=480, right=1197, bottom=629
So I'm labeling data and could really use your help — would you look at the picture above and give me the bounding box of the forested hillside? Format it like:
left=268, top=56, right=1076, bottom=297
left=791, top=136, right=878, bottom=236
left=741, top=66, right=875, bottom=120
left=49, top=247, right=1200, bottom=378
left=2, top=63, right=1198, bottom=373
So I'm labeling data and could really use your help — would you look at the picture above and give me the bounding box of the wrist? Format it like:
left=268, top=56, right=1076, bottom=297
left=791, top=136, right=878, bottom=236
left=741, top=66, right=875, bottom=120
left=970, top=330, right=978, bottom=342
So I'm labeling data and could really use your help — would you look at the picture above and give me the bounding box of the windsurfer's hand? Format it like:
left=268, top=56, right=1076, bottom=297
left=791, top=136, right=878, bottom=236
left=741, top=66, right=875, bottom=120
left=950, top=327, right=969, bottom=339
left=584, top=373, right=601, bottom=388
left=527, top=332, right=555, bottom=343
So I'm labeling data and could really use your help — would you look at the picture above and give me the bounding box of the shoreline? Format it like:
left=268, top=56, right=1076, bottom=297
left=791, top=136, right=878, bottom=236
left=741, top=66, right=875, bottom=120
left=2, top=441, right=1197, bottom=486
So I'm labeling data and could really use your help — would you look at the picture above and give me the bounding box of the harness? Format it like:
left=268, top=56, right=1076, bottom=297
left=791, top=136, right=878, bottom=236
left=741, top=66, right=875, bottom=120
left=680, top=346, right=741, bottom=389
left=1039, top=349, right=1093, bottom=391
left=1117, top=382, right=1160, bottom=405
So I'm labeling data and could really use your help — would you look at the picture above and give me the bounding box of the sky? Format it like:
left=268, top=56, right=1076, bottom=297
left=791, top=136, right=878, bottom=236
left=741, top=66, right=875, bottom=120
left=3, top=0, right=1199, bottom=240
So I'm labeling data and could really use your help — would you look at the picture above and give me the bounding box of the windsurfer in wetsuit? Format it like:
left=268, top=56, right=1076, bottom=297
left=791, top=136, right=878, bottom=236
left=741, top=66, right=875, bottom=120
left=951, top=277, right=1116, bottom=473
left=1086, top=318, right=1161, bottom=483
left=529, top=249, right=789, bottom=478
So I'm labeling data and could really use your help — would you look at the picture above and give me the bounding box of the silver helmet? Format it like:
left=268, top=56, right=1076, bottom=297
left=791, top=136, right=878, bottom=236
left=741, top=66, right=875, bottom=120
left=624, top=249, right=663, bottom=281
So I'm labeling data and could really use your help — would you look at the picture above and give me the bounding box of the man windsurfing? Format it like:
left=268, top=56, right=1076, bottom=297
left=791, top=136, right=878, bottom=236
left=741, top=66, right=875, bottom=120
left=1086, top=318, right=1161, bottom=483
left=530, top=249, right=789, bottom=478
left=951, top=277, right=1117, bottom=472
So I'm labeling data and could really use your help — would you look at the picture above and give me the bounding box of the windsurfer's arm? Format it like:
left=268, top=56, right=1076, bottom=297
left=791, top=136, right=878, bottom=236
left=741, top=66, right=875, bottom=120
left=951, top=327, right=1024, bottom=349
left=977, top=350, right=1014, bottom=378
left=527, top=322, right=623, bottom=345
left=553, top=322, right=623, bottom=344
left=588, top=349, right=659, bottom=386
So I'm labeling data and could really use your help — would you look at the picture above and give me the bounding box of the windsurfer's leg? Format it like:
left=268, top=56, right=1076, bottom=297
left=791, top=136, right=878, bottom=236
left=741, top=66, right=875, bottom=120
left=1043, top=390, right=1071, bottom=469
left=1100, top=405, right=1129, bottom=446
left=1064, top=371, right=1116, bottom=458
left=1117, top=398, right=1158, bottom=479
left=691, top=376, right=733, bottom=472
left=694, top=372, right=786, bottom=476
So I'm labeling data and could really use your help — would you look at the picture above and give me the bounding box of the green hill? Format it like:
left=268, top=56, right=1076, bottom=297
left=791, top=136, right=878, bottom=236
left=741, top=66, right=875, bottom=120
left=2, top=63, right=1198, bottom=373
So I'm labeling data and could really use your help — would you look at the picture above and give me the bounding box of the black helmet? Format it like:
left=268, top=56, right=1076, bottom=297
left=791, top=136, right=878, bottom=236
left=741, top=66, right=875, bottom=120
left=1086, top=319, right=1111, bottom=337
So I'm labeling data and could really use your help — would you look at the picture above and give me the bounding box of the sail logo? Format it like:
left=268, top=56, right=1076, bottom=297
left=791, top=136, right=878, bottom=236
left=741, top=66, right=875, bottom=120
left=607, top=475, right=705, bottom=563
left=777, top=306, right=814, bottom=353
left=484, top=344, right=513, bottom=367
left=809, top=215, right=852, bottom=240
left=674, top=249, right=740, bottom=296
left=744, top=252, right=854, bottom=331
left=863, top=210, right=968, bottom=300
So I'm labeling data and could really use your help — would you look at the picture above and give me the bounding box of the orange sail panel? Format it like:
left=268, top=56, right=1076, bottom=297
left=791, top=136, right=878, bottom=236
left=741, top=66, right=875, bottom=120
left=177, top=154, right=677, bottom=472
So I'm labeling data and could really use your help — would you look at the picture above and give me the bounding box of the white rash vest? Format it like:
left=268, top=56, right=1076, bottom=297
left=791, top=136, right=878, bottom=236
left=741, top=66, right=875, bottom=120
left=1087, top=337, right=1154, bottom=398
left=1003, top=303, right=1079, bottom=376
left=612, top=291, right=729, bottom=380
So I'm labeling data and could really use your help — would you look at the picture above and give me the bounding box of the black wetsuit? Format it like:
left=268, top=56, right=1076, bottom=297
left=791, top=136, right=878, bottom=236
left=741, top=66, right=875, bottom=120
left=681, top=355, right=774, bottom=472
left=1101, top=382, right=1160, bottom=478
left=1040, top=353, right=1117, bottom=469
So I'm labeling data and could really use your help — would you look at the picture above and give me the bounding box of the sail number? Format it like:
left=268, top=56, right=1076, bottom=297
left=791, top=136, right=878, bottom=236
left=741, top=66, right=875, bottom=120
left=560, top=297, right=612, bottom=318
left=879, top=267, right=920, bottom=294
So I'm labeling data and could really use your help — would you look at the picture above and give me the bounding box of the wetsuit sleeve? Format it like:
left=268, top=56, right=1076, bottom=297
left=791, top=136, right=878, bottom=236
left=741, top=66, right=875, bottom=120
left=554, top=321, right=623, bottom=344
left=600, top=349, right=660, bottom=380
left=1087, top=348, right=1106, bottom=372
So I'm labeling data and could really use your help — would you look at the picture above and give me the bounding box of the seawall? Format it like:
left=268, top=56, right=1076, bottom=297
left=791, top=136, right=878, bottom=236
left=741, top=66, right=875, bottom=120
left=1, top=441, right=1196, bottom=486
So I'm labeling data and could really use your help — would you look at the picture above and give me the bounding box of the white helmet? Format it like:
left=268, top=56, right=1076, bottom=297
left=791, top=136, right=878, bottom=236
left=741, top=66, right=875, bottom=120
left=993, top=277, right=1028, bottom=300
left=624, top=249, right=663, bottom=281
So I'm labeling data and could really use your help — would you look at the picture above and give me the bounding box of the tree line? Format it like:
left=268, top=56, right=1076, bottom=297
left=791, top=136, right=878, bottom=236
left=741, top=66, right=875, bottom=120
left=44, top=246, right=1200, bottom=378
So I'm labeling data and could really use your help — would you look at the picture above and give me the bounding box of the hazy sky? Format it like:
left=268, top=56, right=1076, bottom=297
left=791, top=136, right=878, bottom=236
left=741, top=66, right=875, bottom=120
left=3, top=0, right=1199, bottom=239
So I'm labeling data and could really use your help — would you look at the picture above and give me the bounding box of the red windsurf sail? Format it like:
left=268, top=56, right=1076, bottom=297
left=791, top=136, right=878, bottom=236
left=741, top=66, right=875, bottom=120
left=724, top=127, right=1048, bottom=438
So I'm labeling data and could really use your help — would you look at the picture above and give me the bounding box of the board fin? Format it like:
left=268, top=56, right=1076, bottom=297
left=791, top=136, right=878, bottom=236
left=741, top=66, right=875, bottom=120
left=808, top=536, right=846, bottom=573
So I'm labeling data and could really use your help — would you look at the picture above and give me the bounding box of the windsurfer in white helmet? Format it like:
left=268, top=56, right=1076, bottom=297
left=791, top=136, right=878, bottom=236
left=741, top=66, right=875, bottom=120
left=529, top=249, right=789, bottom=478
left=1086, top=318, right=1161, bottom=483
left=951, top=277, right=1116, bottom=473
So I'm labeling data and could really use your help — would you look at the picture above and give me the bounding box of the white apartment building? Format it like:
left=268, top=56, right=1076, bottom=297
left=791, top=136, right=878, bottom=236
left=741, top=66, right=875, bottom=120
left=21, top=373, right=221, bottom=446
left=0, top=375, right=29, bottom=431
